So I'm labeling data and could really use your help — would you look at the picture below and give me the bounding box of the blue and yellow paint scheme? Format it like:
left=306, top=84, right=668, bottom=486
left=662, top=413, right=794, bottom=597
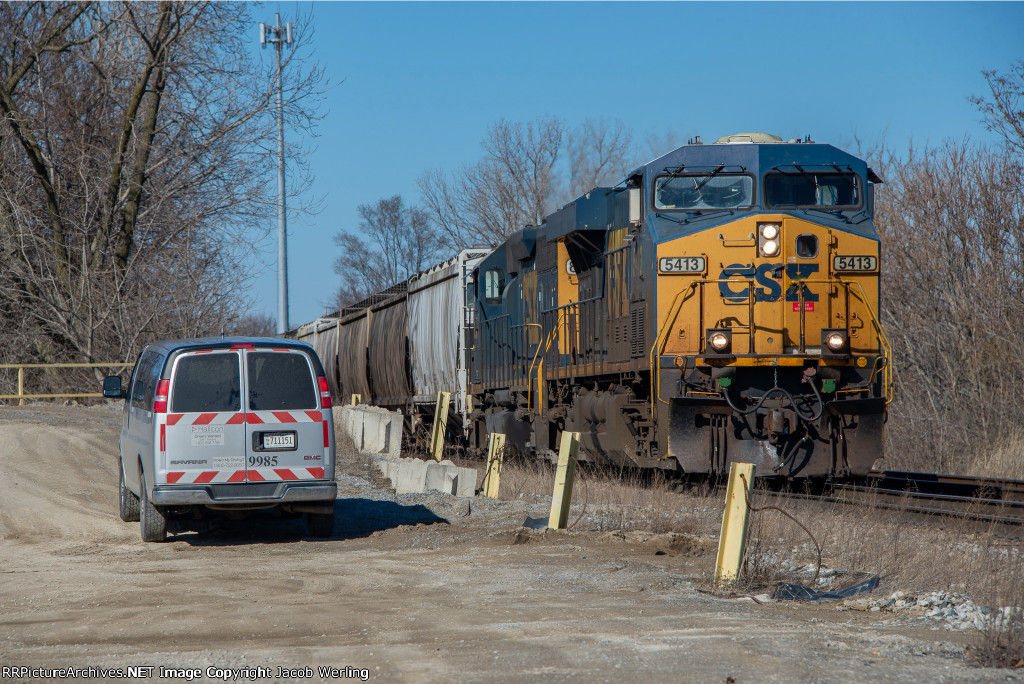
left=469, top=133, right=889, bottom=478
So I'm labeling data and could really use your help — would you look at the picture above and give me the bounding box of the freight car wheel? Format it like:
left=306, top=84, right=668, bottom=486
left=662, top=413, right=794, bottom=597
left=139, top=471, right=167, bottom=543
left=306, top=512, right=334, bottom=538
left=119, top=463, right=140, bottom=522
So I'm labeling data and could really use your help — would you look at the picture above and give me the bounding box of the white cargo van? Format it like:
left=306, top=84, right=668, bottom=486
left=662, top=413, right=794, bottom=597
left=103, top=338, right=336, bottom=542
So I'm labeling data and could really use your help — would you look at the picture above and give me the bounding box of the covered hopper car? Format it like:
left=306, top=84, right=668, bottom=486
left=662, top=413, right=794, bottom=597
left=295, top=249, right=489, bottom=441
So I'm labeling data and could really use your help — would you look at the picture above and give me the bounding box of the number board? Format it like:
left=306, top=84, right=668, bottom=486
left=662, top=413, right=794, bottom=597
left=832, top=255, right=878, bottom=272
left=658, top=256, right=706, bottom=274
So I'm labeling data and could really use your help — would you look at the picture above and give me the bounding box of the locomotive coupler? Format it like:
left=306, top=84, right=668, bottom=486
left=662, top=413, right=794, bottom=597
left=764, top=408, right=793, bottom=446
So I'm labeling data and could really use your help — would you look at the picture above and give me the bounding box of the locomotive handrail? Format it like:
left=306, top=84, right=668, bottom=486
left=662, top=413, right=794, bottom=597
left=786, top=276, right=894, bottom=405
left=526, top=308, right=570, bottom=411
left=649, top=284, right=699, bottom=418
left=841, top=280, right=894, bottom=406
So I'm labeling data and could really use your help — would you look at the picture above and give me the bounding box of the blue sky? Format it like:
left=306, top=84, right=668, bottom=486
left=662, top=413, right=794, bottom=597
left=246, top=1, right=1024, bottom=327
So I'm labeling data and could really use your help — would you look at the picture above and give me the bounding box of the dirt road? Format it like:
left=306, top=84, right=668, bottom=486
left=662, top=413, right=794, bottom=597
left=0, top=405, right=1015, bottom=682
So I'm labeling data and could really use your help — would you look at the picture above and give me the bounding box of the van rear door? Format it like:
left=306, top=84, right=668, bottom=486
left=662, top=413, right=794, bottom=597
left=163, top=350, right=246, bottom=485
left=243, top=349, right=327, bottom=483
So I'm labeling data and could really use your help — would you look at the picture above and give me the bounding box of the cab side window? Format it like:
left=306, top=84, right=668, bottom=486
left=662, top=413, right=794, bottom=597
left=483, top=268, right=506, bottom=306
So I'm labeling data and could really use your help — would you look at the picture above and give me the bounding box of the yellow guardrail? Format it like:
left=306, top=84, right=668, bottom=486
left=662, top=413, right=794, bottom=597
left=0, top=363, right=132, bottom=405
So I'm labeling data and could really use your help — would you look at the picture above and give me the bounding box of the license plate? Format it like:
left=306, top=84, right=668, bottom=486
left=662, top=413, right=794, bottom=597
left=262, top=433, right=295, bottom=450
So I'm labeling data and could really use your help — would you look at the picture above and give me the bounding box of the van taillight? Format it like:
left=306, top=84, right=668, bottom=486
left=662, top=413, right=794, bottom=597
left=154, top=379, right=169, bottom=413
left=317, top=376, right=332, bottom=409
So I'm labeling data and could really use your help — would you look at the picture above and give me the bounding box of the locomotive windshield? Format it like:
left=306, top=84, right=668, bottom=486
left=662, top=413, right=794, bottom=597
left=763, top=171, right=861, bottom=209
left=654, top=174, right=753, bottom=210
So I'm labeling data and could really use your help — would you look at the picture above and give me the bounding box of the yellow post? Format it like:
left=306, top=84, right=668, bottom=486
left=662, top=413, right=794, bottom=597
left=482, top=432, right=506, bottom=499
left=350, top=394, right=361, bottom=406
left=17, top=366, right=24, bottom=406
left=548, top=431, right=580, bottom=529
left=430, top=391, right=451, bottom=462
left=714, top=462, right=756, bottom=589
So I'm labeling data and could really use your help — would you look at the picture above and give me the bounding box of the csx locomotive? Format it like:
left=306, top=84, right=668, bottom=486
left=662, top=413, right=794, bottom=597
left=469, top=132, right=890, bottom=478
left=304, top=133, right=891, bottom=478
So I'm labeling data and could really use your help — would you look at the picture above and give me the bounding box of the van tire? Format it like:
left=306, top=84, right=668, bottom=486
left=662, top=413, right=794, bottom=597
left=140, top=471, right=167, bottom=542
left=119, top=463, right=140, bottom=522
left=306, top=512, right=334, bottom=538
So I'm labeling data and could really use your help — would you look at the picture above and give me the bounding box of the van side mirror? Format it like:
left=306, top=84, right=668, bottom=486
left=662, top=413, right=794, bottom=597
left=103, top=376, right=126, bottom=399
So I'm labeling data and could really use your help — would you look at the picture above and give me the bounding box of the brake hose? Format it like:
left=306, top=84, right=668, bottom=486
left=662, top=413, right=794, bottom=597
left=720, top=377, right=824, bottom=422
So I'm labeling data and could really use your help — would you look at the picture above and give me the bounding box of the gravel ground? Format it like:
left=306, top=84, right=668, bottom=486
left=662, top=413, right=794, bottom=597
left=0, top=404, right=1020, bottom=683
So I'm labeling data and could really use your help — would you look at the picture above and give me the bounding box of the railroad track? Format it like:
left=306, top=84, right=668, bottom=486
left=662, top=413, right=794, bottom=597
left=824, top=470, right=1024, bottom=526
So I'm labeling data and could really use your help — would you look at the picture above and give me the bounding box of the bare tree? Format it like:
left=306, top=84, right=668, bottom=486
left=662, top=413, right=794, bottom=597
left=0, top=2, right=325, bottom=389
left=644, top=129, right=685, bottom=161
left=228, top=312, right=277, bottom=337
left=565, top=117, right=635, bottom=200
left=875, top=138, right=1024, bottom=474
left=418, top=116, right=639, bottom=248
left=971, top=60, right=1024, bottom=158
left=870, top=64, right=1024, bottom=475
left=333, top=195, right=445, bottom=308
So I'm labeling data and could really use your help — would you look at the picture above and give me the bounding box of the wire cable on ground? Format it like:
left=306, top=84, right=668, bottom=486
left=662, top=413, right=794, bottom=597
left=739, top=472, right=823, bottom=587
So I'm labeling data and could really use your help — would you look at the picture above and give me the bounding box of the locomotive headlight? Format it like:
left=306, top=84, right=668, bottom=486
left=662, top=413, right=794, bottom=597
left=706, top=329, right=732, bottom=354
left=821, top=329, right=849, bottom=356
left=759, top=223, right=781, bottom=257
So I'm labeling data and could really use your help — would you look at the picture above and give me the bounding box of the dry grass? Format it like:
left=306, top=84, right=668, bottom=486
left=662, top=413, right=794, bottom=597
left=468, top=451, right=705, bottom=535
left=883, top=422, right=1024, bottom=479
left=971, top=558, right=1024, bottom=668
left=738, top=486, right=1023, bottom=667
left=973, top=429, right=1024, bottom=480
left=740, top=488, right=1021, bottom=597
left=492, top=456, right=1024, bottom=666
left=426, top=440, right=1024, bottom=667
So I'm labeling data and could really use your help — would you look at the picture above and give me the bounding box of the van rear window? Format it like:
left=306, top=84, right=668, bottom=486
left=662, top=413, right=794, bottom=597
left=247, top=352, right=316, bottom=410
left=171, top=353, right=241, bottom=413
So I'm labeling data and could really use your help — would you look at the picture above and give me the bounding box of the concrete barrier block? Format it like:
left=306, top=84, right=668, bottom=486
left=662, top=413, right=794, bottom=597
left=339, top=406, right=363, bottom=449
left=394, top=459, right=429, bottom=494
left=454, top=467, right=478, bottom=498
left=376, top=459, right=397, bottom=482
left=425, top=462, right=458, bottom=495
left=362, top=411, right=385, bottom=454
left=383, top=414, right=402, bottom=459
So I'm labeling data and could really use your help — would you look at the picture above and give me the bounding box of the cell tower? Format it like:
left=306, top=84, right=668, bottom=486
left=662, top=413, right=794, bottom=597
left=259, top=14, right=294, bottom=335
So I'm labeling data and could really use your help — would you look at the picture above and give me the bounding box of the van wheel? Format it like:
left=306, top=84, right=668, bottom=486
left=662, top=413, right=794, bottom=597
left=306, top=512, right=334, bottom=538
left=139, top=471, right=167, bottom=542
left=119, top=464, right=140, bottom=522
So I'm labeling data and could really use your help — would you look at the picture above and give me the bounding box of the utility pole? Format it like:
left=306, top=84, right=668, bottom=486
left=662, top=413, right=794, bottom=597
left=260, top=14, right=293, bottom=335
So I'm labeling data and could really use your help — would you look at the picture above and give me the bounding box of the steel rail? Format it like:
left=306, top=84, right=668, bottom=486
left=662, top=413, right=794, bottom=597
left=780, top=488, right=1024, bottom=526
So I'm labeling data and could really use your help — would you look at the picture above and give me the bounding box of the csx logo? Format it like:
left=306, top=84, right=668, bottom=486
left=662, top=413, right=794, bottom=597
left=719, top=264, right=819, bottom=303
